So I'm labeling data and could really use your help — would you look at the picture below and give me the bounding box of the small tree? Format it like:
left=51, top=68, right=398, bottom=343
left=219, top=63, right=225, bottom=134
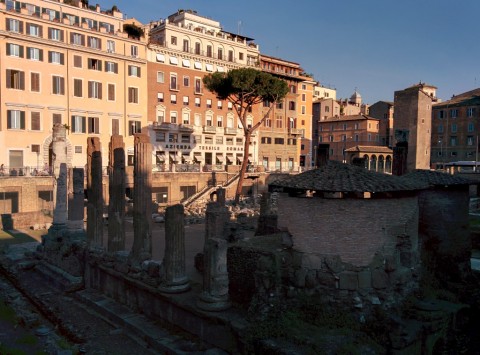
left=203, top=68, right=288, bottom=203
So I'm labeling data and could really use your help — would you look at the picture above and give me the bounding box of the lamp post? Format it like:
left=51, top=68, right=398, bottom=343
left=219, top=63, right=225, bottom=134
left=476, top=135, right=478, bottom=172
left=438, top=139, right=443, bottom=168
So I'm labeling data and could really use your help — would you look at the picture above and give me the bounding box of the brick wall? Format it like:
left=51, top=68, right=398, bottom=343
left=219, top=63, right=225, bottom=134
left=277, top=194, right=419, bottom=266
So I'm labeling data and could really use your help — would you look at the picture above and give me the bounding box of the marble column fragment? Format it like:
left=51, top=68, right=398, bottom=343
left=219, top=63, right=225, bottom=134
left=255, top=192, right=279, bottom=236
left=52, top=123, right=67, bottom=178
left=197, top=238, right=231, bottom=311
left=67, top=168, right=85, bottom=232
left=205, top=197, right=230, bottom=241
left=130, top=134, right=152, bottom=263
left=159, top=204, right=190, bottom=293
left=52, top=163, right=68, bottom=228
left=108, top=135, right=126, bottom=252
left=87, top=137, right=103, bottom=248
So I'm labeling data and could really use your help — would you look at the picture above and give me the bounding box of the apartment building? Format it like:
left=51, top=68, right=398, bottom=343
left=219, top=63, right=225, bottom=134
left=0, top=0, right=148, bottom=171
left=313, top=84, right=336, bottom=101
left=431, top=88, right=480, bottom=166
left=393, top=82, right=437, bottom=173
left=146, top=9, right=260, bottom=172
left=317, top=114, right=383, bottom=163
left=258, top=54, right=314, bottom=171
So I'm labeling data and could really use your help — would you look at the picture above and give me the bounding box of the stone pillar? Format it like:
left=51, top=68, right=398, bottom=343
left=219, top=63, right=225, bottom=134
left=130, top=134, right=152, bottom=263
left=108, top=135, right=126, bottom=252
left=67, top=168, right=85, bottom=233
left=197, top=238, right=231, bottom=311
left=256, top=192, right=279, bottom=236
left=159, top=204, right=190, bottom=293
left=52, top=163, right=68, bottom=229
left=87, top=137, right=103, bottom=248
left=52, top=123, right=67, bottom=178
left=205, top=193, right=230, bottom=242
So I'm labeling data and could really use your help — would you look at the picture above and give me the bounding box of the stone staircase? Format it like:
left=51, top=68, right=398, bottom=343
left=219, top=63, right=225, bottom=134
left=182, top=172, right=240, bottom=207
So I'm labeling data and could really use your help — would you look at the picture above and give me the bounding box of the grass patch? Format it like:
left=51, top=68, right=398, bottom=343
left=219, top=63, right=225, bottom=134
left=56, top=338, right=72, bottom=350
left=0, top=299, right=17, bottom=324
left=16, top=333, right=38, bottom=345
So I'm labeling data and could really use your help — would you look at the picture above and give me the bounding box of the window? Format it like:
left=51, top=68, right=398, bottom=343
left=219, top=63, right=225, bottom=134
left=467, top=136, right=474, bottom=146
left=216, top=136, right=223, bottom=144
left=289, top=101, right=296, bottom=110
left=128, top=65, right=141, bottom=77
left=194, top=114, right=201, bottom=127
left=302, top=93, right=306, bottom=102
left=274, top=138, right=285, bottom=145
left=7, top=110, right=25, bottom=129
left=195, top=97, right=201, bottom=107
left=157, top=71, right=164, bottom=83
left=236, top=137, right=243, bottom=145
left=73, top=79, right=82, bottom=97
left=450, top=109, right=458, bottom=118
left=88, top=58, right=102, bottom=71
left=107, top=40, right=115, bottom=53
left=112, top=119, right=119, bottom=135
left=171, top=36, right=177, bottom=45
left=228, top=50, right=234, bottom=62
left=217, top=116, right=223, bottom=127
left=183, top=39, right=189, bottom=52
left=329, top=135, right=334, bottom=142
left=217, top=101, right=223, bottom=109
left=108, top=84, right=115, bottom=101
left=301, top=106, right=306, bottom=114
left=276, top=115, right=282, bottom=128
left=227, top=137, right=234, bottom=145
left=239, top=52, right=244, bottom=60
left=73, top=55, right=82, bottom=68
left=468, top=122, right=475, bottom=132
left=88, top=117, right=99, bottom=134
left=157, top=92, right=164, bottom=103
left=31, top=72, right=40, bottom=92
left=87, top=36, right=101, bottom=49
left=75, top=146, right=82, bottom=154
left=131, top=45, right=138, bottom=57
left=52, top=76, right=65, bottom=95
left=129, top=121, right=141, bottom=135
left=438, top=110, right=444, bottom=119
left=53, top=114, right=62, bottom=125
left=105, top=61, right=118, bottom=73
left=71, top=115, right=86, bottom=133
left=170, top=112, right=178, bottom=124
left=6, top=43, right=23, bottom=57
left=27, top=47, right=42, bottom=61
left=88, top=81, right=102, bottom=99
left=183, top=76, right=190, bottom=87
left=450, top=136, right=457, bottom=146
left=182, top=134, right=190, bottom=143
left=195, top=78, right=202, bottom=93
left=48, top=51, right=64, bottom=64
left=128, top=87, right=138, bottom=103
left=48, top=28, right=63, bottom=41
left=30, top=112, right=40, bottom=131
left=195, top=42, right=201, bottom=55
left=170, top=94, right=177, bottom=104
left=182, top=112, right=190, bottom=125
left=368, top=133, right=372, bottom=141
left=170, top=74, right=177, bottom=90
left=6, top=19, right=23, bottom=33
left=438, top=125, right=443, bottom=133
left=451, top=123, right=457, bottom=133
left=183, top=96, right=189, bottom=106
left=205, top=136, right=213, bottom=145
left=206, top=114, right=213, bottom=126
left=355, top=134, right=359, bottom=142
left=206, top=99, right=212, bottom=108
left=156, top=132, right=166, bottom=142
left=218, top=47, right=223, bottom=60
left=71, top=32, right=85, bottom=46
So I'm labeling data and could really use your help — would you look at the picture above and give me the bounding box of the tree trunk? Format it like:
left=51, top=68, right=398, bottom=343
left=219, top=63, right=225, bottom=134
left=235, top=131, right=251, bottom=204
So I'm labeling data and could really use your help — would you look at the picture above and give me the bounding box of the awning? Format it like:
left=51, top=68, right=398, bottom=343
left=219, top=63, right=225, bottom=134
left=206, top=64, right=213, bottom=72
left=156, top=53, right=165, bottom=62
left=194, top=155, right=204, bottom=163
left=217, top=66, right=224, bottom=72
left=169, top=153, right=178, bottom=162
left=182, top=59, right=190, bottom=67
left=237, top=156, right=243, bottom=164
left=169, top=57, right=178, bottom=65
left=216, top=154, right=224, bottom=163
left=156, top=152, right=165, bottom=162
left=194, top=61, right=202, bottom=69
left=226, top=155, right=233, bottom=163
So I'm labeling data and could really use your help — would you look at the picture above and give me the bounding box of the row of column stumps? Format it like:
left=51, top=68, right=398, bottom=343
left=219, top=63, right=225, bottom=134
left=51, top=128, right=231, bottom=311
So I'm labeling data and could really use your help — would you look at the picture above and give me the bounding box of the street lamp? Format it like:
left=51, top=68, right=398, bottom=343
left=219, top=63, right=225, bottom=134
left=438, top=139, right=443, bottom=169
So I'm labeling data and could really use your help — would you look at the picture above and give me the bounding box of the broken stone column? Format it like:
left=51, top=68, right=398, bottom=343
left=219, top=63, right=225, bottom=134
left=256, top=192, right=279, bottom=236
left=159, top=204, right=190, bottom=293
left=108, top=135, right=126, bottom=252
left=197, top=238, right=231, bottom=311
left=52, top=123, right=67, bottom=178
left=205, top=191, right=230, bottom=241
left=87, top=137, right=103, bottom=248
left=51, top=163, right=68, bottom=232
left=130, top=133, right=152, bottom=263
left=67, top=168, right=85, bottom=234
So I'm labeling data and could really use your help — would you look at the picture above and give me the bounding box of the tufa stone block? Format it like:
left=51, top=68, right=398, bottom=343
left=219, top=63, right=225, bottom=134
left=358, top=270, right=372, bottom=289
left=372, top=269, right=389, bottom=289
left=338, top=271, right=358, bottom=290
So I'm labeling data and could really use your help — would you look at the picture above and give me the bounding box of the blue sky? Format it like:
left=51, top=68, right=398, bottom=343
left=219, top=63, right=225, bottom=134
left=99, top=0, right=479, bottom=104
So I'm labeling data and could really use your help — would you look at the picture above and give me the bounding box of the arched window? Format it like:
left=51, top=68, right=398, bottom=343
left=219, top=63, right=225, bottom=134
left=370, top=155, right=377, bottom=171
left=378, top=155, right=384, bottom=173
left=363, top=154, right=369, bottom=169
left=385, top=156, right=392, bottom=173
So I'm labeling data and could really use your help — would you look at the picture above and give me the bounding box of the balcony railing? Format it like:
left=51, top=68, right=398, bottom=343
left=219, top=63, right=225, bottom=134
left=224, top=127, right=237, bottom=135
left=203, top=125, right=217, bottom=134
left=179, top=124, right=194, bottom=132
left=289, top=128, right=303, bottom=135
left=152, top=122, right=177, bottom=130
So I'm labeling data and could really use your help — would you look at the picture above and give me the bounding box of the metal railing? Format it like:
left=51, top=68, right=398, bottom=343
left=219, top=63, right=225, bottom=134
left=0, top=166, right=52, bottom=177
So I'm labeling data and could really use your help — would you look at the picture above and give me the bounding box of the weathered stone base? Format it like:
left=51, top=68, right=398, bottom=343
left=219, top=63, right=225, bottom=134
left=35, top=261, right=84, bottom=292
left=197, top=292, right=231, bottom=312
left=158, top=277, right=190, bottom=294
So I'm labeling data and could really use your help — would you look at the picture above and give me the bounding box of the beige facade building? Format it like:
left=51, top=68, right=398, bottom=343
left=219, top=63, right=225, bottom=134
left=146, top=9, right=260, bottom=173
left=0, top=0, right=148, bottom=171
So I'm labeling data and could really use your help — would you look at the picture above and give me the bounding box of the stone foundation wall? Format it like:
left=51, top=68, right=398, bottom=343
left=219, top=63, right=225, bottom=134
left=277, top=194, right=419, bottom=266
left=1, top=211, right=52, bottom=230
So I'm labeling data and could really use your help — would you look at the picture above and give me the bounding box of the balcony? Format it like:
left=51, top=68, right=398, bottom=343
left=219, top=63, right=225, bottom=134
left=289, top=128, right=303, bottom=135
left=203, top=125, right=217, bottom=134
left=152, top=122, right=177, bottom=130
left=224, top=127, right=237, bottom=135
left=179, top=124, right=194, bottom=132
